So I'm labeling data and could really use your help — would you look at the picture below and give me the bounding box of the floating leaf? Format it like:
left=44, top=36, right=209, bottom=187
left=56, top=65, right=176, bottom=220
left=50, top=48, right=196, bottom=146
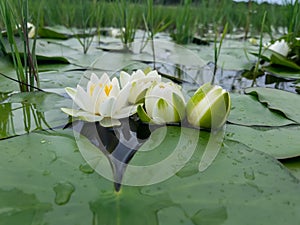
left=0, top=57, right=19, bottom=92
left=0, top=188, right=52, bottom=225
left=270, top=52, right=300, bottom=70
left=228, top=94, right=294, bottom=126
left=263, top=65, right=300, bottom=79
left=38, top=25, right=74, bottom=39
left=225, top=124, right=300, bottom=159
left=282, top=158, right=300, bottom=180
left=1, top=129, right=300, bottom=224
left=245, top=87, right=300, bottom=123
left=0, top=92, right=71, bottom=139
left=142, top=140, right=300, bottom=225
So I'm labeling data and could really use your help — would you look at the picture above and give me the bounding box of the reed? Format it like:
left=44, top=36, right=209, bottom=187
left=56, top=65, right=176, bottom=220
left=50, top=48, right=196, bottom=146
left=26, top=0, right=297, bottom=42
left=0, top=0, right=39, bottom=92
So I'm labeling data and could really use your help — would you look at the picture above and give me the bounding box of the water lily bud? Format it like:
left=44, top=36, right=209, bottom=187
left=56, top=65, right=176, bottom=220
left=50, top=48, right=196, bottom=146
left=186, top=83, right=231, bottom=129
left=267, top=39, right=289, bottom=57
left=137, top=82, right=186, bottom=124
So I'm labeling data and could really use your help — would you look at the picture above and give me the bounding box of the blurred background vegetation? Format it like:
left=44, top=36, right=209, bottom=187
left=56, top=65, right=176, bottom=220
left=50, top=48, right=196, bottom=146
left=0, top=0, right=299, bottom=44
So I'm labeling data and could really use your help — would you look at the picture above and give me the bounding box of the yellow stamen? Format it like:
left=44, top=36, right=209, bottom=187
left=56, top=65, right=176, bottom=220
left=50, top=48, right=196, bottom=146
left=104, top=84, right=113, bottom=96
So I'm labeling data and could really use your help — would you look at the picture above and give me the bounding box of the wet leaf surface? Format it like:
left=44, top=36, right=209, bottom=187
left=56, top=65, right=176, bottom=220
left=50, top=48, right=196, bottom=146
left=228, top=94, right=295, bottom=126
left=245, top=87, right=300, bottom=123
left=1, top=130, right=300, bottom=224
left=225, top=124, right=300, bottom=159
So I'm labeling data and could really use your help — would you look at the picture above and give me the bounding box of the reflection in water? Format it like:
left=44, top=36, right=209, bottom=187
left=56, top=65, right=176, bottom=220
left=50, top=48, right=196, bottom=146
left=69, top=118, right=155, bottom=191
left=69, top=118, right=225, bottom=191
left=0, top=93, right=14, bottom=138
left=0, top=101, right=50, bottom=139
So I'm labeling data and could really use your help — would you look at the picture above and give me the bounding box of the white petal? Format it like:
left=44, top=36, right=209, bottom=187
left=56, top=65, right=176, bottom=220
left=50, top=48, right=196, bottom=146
left=152, top=98, right=176, bottom=123
left=75, top=85, right=93, bottom=112
left=147, top=70, right=161, bottom=82
left=268, top=40, right=289, bottom=57
left=113, top=82, right=131, bottom=112
left=99, top=97, right=115, bottom=117
left=120, top=71, right=130, bottom=88
left=99, top=72, right=110, bottom=84
left=109, top=77, right=120, bottom=97
left=132, top=69, right=145, bottom=80
left=65, top=87, right=77, bottom=100
left=61, top=108, right=103, bottom=122
left=90, top=73, right=100, bottom=84
left=100, top=118, right=121, bottom=127
left=113, top=105, right=139, bottom=119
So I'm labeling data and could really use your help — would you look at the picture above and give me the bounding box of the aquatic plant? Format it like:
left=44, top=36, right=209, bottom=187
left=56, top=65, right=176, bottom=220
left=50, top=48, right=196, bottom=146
left=0, top=0, right=39, bottom=92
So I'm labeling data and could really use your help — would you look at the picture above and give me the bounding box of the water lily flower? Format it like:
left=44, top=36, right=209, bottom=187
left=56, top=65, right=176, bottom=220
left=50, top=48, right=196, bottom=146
left=248, top=37, right=258, bottom=46
left=267, top=39, right=289, bottom=57
left=137, top=82, right=186, bottom=124
left=120, top=69, right=161, bottom=104
left=186, top=83, right=231, bottom=129
left=61, top=73, right=139, bottom=127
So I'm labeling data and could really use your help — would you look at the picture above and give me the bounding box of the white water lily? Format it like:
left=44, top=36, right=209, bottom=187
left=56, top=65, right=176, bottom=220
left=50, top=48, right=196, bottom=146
left=186, top=83, right=231, bottom=129
left=61, top=73, right=139, bottom=127
left=120, top=69, right=161, bottom=104
left=267, top=39, right=290, bottom=57
left=137, top=82, right=186, bottom=124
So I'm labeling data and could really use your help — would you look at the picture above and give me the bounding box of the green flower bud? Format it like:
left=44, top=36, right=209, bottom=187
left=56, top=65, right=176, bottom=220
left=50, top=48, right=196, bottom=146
left=186, top=83, right=231, bottom=129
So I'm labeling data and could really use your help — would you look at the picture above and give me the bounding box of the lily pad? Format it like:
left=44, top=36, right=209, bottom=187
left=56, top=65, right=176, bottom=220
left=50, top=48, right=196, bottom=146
left=0, top=92, right=71, bottom=139
left=0, top=188, right=52, bottom=225
left=225, top=124, right=300, bottom=159
left=38, top=25, right=74, bottom=39
left=191, top=39, right=258, bottom=70
left=245, top=87, right=300, bottom=123
left=282, top=157, right=300, bottom=180
left=263, top=65, right=300, bottom=79
left=227, top=94, right=295, bottom=126
left=142, top=140, right=300, bottom=225
left=0, top=57, right=19, bottom=92
left=1, top=128, right=300, bottom=224
left=270, top=52, right=300, bottom=70
left=39, top=70, right=84, bottom=89
left=7, top=91, right=71, bottom=112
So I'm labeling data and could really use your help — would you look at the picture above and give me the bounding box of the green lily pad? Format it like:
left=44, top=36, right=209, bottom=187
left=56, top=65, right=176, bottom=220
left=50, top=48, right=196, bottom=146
left=0, top=57, right=19, bottom=92
left=7, top=91, right=71, bottom=112
left=245, top=87, right=300, bottom=123
left=282, top=157, right=300, bottom=180
left=191, top=39, right=258, bottom=70
left=142, top=140, right=300, bottom=224
left=38, top=25, right=74, bottom=39
left=0, top=128, right=300, bottom=225
left=0, top=188, right=52, bottom=225
left=38, top=26, right=97, bottom=40
left=225, top=124, right=300, bottom=159
left=270, top=52, right=300, bottom=70
left=0, top=92, right=71, bottom=139
left=263, top=65, right=300, bottom=79
left=39, top=70, right=84, bottom=89
left=228, top=94, right=295, bottom=126
left=1, top=128, right=300, bottom=224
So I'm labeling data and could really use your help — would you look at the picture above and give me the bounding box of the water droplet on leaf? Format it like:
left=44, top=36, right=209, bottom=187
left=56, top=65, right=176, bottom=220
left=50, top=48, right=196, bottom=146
left=79, top=163, right=94, bottom=174
left=53, top=181, right=75, bottom=205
